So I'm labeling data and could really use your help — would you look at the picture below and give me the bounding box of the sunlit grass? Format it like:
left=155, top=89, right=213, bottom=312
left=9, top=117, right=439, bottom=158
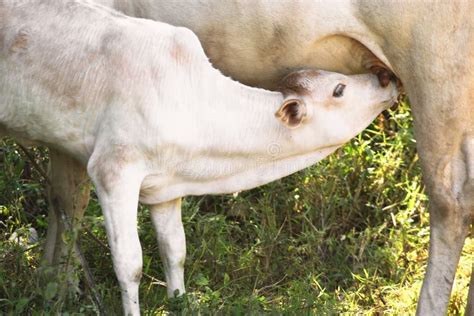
left=0, top=100, right=471, bottom=314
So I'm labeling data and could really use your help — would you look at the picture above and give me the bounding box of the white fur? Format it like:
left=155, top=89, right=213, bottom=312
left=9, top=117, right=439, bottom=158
left=149, top=199, right=186, bottom=298
left=0, top=1, right=397, bottom=314
left=103, top=1, right=474, bottom=315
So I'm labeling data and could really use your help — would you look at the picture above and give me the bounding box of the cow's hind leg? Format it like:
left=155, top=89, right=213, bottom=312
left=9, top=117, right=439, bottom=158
left=149, top=198, right=186, bottom=297
left=466, top=263, right=474, bottom=315
left=413, top=107, right=473, bottom=315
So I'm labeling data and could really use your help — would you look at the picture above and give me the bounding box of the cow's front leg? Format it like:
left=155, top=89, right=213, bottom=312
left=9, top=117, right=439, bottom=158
left=88, top=157, right=146, bottom=316
left=149, top=198, right=186, bottom=297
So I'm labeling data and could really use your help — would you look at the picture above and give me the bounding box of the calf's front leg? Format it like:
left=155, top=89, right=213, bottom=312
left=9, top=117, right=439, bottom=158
left=88, top=157, right=146, bottom=316
left=149, top=198, right=186, bottom=298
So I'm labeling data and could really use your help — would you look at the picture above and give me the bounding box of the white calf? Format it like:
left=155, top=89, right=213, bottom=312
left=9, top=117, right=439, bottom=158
left=100, top=2, right=474, bottom=315
left=0, top=1, right=398, bottom=314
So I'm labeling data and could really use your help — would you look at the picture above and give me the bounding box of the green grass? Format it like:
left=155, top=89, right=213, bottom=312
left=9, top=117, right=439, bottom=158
left=0, top=100, right=472, bottom=314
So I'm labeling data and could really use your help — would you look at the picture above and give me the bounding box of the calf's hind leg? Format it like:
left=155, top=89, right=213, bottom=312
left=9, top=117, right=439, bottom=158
left=149, top=198, right=186, bottom=298
left=43, top=149, right=90, bottom=265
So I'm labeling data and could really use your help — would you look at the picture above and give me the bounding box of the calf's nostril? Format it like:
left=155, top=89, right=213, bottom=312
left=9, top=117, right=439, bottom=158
left=376, top=69, right=392, bottom=87
left=369, top=65, right=396, bottom=88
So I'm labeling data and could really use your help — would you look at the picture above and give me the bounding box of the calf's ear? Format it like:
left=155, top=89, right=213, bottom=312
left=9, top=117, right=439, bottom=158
left=275, top=99, right=307, bottom=128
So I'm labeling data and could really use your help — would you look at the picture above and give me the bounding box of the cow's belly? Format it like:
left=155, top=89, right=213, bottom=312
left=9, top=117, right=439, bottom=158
left=199, top=35, right=373, bottom=90
left=115, top=1, right=385, bottom=90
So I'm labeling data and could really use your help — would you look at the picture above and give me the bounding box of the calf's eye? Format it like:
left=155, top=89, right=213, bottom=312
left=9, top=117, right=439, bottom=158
left=333, top=84, right=346, bottom=98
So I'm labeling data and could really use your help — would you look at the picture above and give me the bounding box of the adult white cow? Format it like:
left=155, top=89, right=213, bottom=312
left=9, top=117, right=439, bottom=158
left=0, top=0, right=398, bottom=314
left=43, top=0, right=474, bottom=315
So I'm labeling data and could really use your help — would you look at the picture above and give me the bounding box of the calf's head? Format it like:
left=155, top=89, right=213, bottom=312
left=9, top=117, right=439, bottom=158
left=276, top=69, right=399, bottom=147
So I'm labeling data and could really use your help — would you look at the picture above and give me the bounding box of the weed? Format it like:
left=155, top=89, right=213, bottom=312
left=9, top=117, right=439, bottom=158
left=0, top=101, right=471, bottom=314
